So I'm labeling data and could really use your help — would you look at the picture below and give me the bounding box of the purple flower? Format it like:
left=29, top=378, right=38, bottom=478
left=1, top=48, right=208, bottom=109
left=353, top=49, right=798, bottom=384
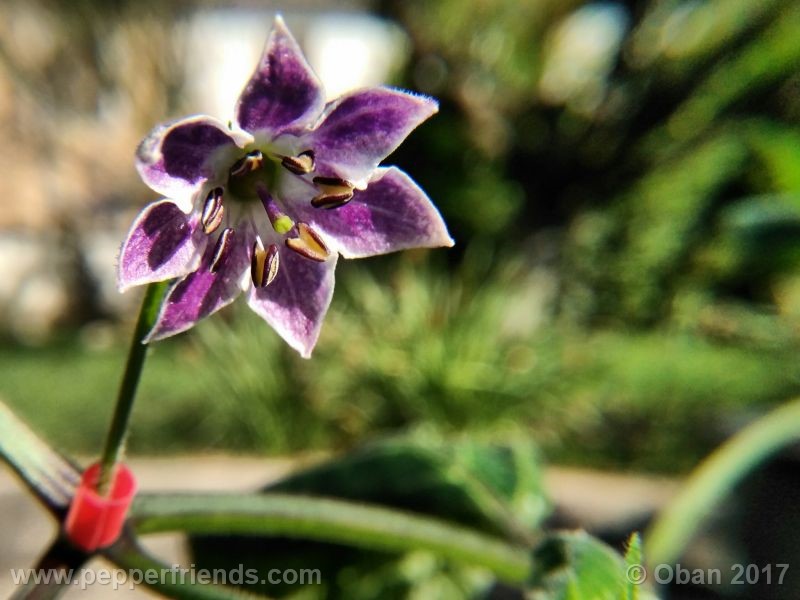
left=119, top=16, right=453, bottom=357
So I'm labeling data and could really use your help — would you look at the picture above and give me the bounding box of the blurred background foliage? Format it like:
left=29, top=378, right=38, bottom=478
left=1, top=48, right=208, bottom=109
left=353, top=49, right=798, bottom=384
left=2, top=0, right=800, bottom=476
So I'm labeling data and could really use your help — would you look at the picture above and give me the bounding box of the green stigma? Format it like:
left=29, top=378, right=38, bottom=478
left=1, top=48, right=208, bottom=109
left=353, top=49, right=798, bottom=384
left=273, top=215, right=294, bottom=235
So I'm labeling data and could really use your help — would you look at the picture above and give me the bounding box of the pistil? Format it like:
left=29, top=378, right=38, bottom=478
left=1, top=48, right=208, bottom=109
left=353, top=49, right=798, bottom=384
left=256, top=184, right=294, bottom=234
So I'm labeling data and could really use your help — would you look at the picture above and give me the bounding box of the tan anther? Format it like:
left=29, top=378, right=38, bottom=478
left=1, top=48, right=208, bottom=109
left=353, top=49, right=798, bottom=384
left=285, top=222, right=330, bottom=262
left=280, top=150, right=315, bottom=175
left=311, top=192, right=353, bottom=209
left=210, top=227, right=235, bottom=273
left=263, top=244, right=280, bottom=286
left=311, top=176, right=354, bottom=210
left=251, top=239, right=280, bottom=288
left=201, top=188, right=225, bottom=234
left=229, top=150, right=264, bottom=177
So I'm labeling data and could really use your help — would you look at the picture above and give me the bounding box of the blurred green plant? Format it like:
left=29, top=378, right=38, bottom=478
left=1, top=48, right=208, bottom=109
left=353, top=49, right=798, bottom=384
left=4, top=251, right=799, bottom=473
left=383, top=0, right=800, bottom=335
left=3, top=0, right=800, bottom=472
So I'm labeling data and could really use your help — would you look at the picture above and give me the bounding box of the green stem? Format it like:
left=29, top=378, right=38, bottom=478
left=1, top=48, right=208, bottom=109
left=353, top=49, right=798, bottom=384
left=97, top=282, right=167, bottom=494
left=104, top=535, right=263, bottom=599
left=11, top=535, right=88, bottom=600
left=131, top=492, right=533, bottom=582
left=646, top=397, right=800, bottom=567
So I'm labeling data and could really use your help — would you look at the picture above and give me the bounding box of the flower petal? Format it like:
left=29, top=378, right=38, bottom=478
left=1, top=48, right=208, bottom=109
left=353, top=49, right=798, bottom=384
left=136, top=115, right=251, bottom=199
left=118, top=200, right=207, bottom=292
left=247, top=248, right=337, bottom=358
left=235, top=16, right=325, bottom=138
left=307, top=88, right=438, bottom=186
left=291, top=167, right=454, bottom=258
left=145, top=225, right=252, bottom=341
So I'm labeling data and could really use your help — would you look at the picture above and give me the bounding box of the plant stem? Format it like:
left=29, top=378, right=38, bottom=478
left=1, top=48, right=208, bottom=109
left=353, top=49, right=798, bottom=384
left=97, top=282, right=167, bottom=494
left=131, top=492, right=533, bottom=582
left=646, top=397, right=800, bottom=567
left=104, top=535, right=261, bottom=599
left=12, top=535, right=88, bottom=600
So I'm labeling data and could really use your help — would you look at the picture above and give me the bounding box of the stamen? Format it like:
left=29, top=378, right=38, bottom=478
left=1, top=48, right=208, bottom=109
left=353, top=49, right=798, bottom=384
left=251, top=239, right=280, bottom=288
left=281, top=150, right=315, bottom=175
left=285, top=222, right=330, bottom=262
left=313, top=176, right=354, bottom=192
left=256, top=184, right=294, bottom=234
left=311, top=176, right=354, bottom=210
left=229, top=150, right=263, bottom=177
left=264, top=244, right=280, bottom=286
left=251, top=237, right=265, bottom=286
left=311, top=192, right=353, bottom=210
left=201, top=187, right=225, bottom=234
left=210, top=227, right=235, bottom=273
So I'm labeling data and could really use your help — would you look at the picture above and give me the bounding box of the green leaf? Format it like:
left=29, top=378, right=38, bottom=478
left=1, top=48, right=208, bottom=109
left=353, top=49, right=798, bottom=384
left=623, top=533, right=642, bottom=600
left=666, top=5, right=800, bottom=142
left=130, top=492, right=531, bottom=583
left=745, top=120, right=800, bottom=193
left=264, top=436, right=547, bottom=542
left=647, top=396, right=800, bottom=566
left=527, top=531, right=628, bottom=600
left=0, top=399, right=80, bottom=517
left=721, top=194, right=800, bottom=244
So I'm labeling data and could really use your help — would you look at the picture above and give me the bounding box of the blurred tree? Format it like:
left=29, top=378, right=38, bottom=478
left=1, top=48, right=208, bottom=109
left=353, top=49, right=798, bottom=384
left=381, top=0, right=800, bottom=340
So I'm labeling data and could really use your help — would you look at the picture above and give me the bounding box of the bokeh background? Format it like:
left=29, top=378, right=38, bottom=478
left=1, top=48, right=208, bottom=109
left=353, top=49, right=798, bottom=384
left=1, top=0, right=800, bottom=598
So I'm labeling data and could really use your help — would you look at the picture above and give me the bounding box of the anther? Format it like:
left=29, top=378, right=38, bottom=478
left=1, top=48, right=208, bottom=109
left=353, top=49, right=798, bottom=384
left=251, top=238, right=280, bottom=288
left=285, top=222, right=330, bottom=262
left=313, top=176, right=354, bottom=190
left=281, top=150, right=315, bottom=175
left=201, top=187, right=225, bottom=234
left=210, top=227, right=235, bottom=273
left=311, top=176, right=354, bottom=210
left=229, top=150, right=263, bottom=177
left=256, top=184, right=294, bottom=234
left=311, top=192, right=353, bottom=210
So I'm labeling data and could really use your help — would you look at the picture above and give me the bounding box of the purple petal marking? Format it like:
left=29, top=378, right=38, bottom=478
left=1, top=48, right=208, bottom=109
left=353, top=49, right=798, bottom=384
left=247, top=248, right=337, bottom=358
left=235, top=16, right=325, bottom=138
left=306, top=88, right=438, bottom=186
left=292, top=167, right=454, bottom=259
left=136, top=115, right=250, bottom=198
left=145, top=225, right=252, bottom=341
left=118, top=200, right=206, bottom=292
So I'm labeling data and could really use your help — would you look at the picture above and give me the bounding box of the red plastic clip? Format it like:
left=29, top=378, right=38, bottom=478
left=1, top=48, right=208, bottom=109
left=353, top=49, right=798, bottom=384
left=64, top=462, right=137, bottom=551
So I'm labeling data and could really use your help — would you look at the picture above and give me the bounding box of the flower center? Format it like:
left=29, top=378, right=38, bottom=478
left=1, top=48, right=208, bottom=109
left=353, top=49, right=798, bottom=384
left=226, top=150, right=279, bottom=202
left=199, top=144, right=335, bottom=291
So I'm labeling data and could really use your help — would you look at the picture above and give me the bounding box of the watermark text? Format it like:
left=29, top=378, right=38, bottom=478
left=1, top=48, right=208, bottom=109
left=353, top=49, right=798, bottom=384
left=10, top=564, right=322, bottom=590
left=626, top=563, right=789, bottom=586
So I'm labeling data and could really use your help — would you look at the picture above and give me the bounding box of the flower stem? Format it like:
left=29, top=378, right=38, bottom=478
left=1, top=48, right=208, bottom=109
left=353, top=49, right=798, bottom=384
left=97, top=282, right=167, bottom=495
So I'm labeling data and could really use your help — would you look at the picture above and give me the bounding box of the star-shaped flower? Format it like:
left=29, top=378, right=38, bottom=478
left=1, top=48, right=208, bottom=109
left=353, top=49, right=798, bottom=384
left=119, top=16, right=453, bottom=357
